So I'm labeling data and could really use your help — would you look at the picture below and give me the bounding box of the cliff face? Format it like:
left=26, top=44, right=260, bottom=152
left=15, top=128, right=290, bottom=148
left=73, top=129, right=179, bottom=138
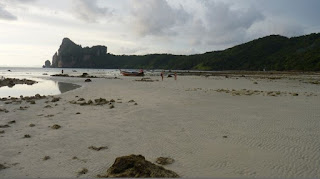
left=51, top=38, right=107, bottom=68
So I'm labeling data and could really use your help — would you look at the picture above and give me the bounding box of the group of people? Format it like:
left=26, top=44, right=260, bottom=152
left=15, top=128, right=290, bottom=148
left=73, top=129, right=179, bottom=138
left=160, top=71, right=177, bottom=81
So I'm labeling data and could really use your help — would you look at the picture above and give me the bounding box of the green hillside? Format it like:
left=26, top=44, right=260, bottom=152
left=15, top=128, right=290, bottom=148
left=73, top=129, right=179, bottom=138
left=51, top=33, right=320, bottom=71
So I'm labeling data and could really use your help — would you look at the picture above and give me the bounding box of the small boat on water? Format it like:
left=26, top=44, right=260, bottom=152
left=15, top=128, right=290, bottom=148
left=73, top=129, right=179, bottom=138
left=120, top=69, right=144, bottom=76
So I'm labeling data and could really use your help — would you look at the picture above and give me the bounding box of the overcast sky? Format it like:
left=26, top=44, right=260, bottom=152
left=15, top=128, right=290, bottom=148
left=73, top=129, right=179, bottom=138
left=0, top=0, right=320, bottom=67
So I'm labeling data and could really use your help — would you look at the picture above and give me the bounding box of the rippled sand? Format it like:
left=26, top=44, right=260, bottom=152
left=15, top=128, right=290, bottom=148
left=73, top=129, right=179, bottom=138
left=1, top=74, right=320, bottom=178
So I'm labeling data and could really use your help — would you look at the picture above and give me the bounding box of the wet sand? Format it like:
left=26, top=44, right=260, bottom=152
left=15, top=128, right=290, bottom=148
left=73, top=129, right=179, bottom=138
left=0, top=73, right=320, bottom=178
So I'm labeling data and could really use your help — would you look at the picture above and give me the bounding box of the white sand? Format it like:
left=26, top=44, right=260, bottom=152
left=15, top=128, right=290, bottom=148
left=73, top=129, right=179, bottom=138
left=1, top=74, right=320, bottom=178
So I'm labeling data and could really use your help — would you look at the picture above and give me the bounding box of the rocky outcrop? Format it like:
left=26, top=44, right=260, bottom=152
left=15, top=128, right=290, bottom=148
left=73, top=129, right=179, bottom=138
left=44, top=60, right=51, bottom=68
left=0, top=78, right=37, bottom=88
left=100, top=155, right=180, bottom=178
left=51, top=38, right=107, bottom=68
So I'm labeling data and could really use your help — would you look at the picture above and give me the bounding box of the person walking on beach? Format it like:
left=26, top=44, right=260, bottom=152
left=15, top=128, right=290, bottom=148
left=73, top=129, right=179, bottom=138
left=161, top=71, right=164, bottom=81
left=174, top=72, right=177, bottom=80
left=61, top=70, right=64, bottom=74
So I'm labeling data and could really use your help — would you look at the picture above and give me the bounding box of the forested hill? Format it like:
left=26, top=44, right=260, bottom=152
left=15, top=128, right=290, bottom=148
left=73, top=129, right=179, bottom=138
left=51, top=33, right=320, bottom=71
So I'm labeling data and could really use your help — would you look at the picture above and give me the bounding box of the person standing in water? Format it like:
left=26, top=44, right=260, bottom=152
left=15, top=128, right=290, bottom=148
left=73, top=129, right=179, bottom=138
left=161, top=71, right=164, bottom=81
left=61, top=69, right=64, bottom=74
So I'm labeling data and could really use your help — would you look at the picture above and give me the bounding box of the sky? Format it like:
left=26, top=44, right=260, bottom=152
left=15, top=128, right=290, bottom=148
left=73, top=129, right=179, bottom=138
left=0, top=0, right=320, bottom=67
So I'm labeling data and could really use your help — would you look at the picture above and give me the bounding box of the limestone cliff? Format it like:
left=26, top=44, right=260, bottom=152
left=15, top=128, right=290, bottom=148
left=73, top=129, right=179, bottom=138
left=51, top=38, right=107, bottom=68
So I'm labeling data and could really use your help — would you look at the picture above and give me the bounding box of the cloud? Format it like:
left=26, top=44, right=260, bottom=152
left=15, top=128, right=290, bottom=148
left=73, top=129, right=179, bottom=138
left=0, top=0, right=37, bottom=20
left=0, top=4, right=17, bottom=20
left=130, top=0, right=191, bottom=36
left=247, top=17, right=305, bottom=39
left=190, top=1, right=265, bottom=46
left=72, top=0, right=112, bottom=23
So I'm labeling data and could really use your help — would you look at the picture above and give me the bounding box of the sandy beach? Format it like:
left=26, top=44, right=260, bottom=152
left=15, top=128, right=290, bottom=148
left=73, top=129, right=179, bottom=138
left=1, top=73, right=320, bottom=178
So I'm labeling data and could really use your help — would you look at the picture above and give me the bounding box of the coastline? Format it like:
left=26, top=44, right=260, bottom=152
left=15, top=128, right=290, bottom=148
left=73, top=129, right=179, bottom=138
left=1, top=72, right=320, bottom=177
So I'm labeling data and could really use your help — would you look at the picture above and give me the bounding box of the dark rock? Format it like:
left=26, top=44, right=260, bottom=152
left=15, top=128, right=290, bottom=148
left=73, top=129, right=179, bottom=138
left=43, top=156, right=51, bottom=161
left=19, top=106, right=29, bottom=111
left=110, top=99, right=115, bottom=103
left=87, top=100, right=93, bottom=105
left=95, top=98, right=108, bottom=105
left=30, top=100, right=36, bottom=104
left=88, top=146, right=108, bottom=151
left=155, top=157, right=175, bottom=165
left=128, top=100, right=135, bottom=103
left=51, top=74, right=69, bottom=77
left=8, top=120, right=16, bottom=124
left=0, top=125, right=10, bottom=128
left=76, top=112, right=81, bottom=115
left=85, top=79, right=92, bottom=82
left=51, top=97, right=60, bottom=102
left=44, top=105, right=52, bottom=108
left=78, top=168, right=88, bottom=176
left=24, top=134, right=31, bottom=138
left=29, top=124, right=35, bottom=127
left=0, top=130, right=4, bottom=134
left=0, top=164, right=8, bottom=170
left=51, top=124, right=61, bottom=129
left=223, top=136, right=228, bottom=138
left=109, top=105, right=115, bottom=109
left=0, top=108, right=9, bottom=113
left=134, top=103, right=138, bottom=105
left=102, top=154, right=179, bottom=178
left=81, top=73, right=89, bottom=77
left=78, top=98, right=85, bottom=101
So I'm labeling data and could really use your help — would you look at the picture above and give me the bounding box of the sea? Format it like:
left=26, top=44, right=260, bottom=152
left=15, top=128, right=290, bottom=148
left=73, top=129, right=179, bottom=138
left=0, top=67, right=120, bottom=98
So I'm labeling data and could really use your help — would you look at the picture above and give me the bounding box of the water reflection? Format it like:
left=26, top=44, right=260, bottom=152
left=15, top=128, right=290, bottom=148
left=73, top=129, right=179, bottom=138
left=57, top=82, right=81, bottom=93
left=0, top=78, right=81, bottom=98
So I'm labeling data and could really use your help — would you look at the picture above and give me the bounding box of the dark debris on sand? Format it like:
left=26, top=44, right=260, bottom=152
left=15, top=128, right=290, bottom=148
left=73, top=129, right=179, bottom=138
left=0, top=125, right=10, bottom=128
left=51, top=97, right=61, bottom=102
left=43, top=156, right=51, bottom=161
left=88, top=146, right=108, bottom=151
left=77, top=168, right=89, bottom=176
left=51, top=124, right=61, bottom=129
left=8, top=120, right=16, bottom=124
left=70, top=97, right=119, bottom=107
left=0, top=108, right=9, bottom=113
left=23, top=134, right=31, bottom=138
left=0, top=164, right=8, bottom=170
left=98, top=154, right=179, bottom=178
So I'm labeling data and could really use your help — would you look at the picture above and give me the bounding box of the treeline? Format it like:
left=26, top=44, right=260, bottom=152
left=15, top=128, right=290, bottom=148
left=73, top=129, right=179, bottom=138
left=53, top=33, right=320, bottom=71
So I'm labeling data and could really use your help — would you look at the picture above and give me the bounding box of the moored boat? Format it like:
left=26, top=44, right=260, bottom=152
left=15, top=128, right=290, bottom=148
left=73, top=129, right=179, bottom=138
left=120, top=69, right=144, bottom=76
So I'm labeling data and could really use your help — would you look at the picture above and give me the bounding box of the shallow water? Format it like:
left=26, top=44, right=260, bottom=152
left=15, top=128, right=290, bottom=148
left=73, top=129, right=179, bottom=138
left=0, top=78, right=81, bottom=98
left=0, top=67, right=120, bottom=97
left=0, top=67, right=120, bottom=78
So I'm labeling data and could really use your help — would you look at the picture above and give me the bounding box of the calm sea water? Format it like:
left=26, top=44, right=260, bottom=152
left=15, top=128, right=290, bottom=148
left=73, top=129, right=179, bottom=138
left=0, top=67, right=119, bottom=97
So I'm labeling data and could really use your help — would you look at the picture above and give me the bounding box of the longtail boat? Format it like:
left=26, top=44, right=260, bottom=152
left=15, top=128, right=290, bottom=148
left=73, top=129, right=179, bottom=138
left=120, top=69, right=144, bottom=76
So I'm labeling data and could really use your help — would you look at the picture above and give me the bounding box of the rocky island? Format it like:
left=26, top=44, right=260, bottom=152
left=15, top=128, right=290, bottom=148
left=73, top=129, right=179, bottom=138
left=51, top=38, right=107, bottom=68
